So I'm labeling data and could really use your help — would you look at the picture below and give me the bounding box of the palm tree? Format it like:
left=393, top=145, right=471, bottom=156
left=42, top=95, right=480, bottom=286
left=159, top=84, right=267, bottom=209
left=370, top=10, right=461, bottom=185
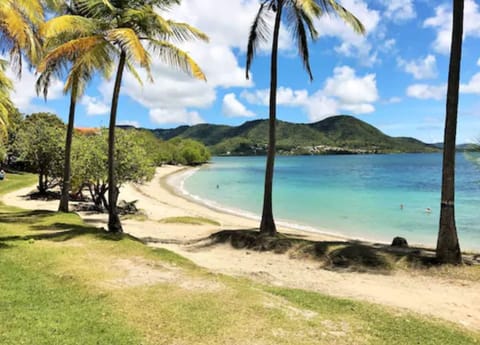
left=74, top=0, right=208, bottom=232
left=246, top=0, right=364, bottom=236
left=37, top=12, right=115, bottom=213
left=436, top=0, right=464, bottom=264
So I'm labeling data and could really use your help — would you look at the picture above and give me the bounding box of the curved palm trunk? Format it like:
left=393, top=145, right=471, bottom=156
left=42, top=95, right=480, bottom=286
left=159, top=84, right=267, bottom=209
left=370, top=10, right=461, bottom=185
left=107, top=50, right=126, bottom=233
left=58, top=88, right=77, bottom=213
left=436, top=0, right=464, bottom=264
left=260, top=0, right=283, bottom=236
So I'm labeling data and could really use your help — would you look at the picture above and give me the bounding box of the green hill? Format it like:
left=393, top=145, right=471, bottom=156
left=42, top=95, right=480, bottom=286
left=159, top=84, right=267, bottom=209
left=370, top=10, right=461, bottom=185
left=152, top=115, right=439, bottom=155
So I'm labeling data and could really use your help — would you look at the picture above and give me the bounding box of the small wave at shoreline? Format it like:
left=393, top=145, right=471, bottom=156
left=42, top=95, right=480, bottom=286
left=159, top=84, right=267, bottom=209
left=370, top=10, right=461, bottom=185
left=166, top=167, right=383, bottom=244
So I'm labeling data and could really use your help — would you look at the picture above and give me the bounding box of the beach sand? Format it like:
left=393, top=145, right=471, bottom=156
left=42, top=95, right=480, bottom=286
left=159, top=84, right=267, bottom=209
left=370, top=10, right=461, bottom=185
left=3, top=165, right=480, bottom=330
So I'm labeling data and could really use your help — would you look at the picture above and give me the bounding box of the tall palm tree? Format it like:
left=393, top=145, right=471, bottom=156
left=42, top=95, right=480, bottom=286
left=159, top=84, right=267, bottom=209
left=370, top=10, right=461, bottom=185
left=37, top=11, right=115, bottom=213
left=73, top=0, right=208, bottom=232
left=246, top=0, right=364, bottom=236
left=436, top=0, right=464, bottom=264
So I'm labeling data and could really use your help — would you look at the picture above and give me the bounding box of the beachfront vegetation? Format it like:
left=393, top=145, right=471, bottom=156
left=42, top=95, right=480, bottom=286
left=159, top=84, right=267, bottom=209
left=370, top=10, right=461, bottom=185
left=245, top=0, right=364, bottom=236
left=71, top=129, right=155, bottom=210
left=1, top=173, right=479, bottom=345
left=6, top=112, right=209, bottom=207
left=154, top=115, right=440, bottom=155
left=13, top=113, right=65, bottom=194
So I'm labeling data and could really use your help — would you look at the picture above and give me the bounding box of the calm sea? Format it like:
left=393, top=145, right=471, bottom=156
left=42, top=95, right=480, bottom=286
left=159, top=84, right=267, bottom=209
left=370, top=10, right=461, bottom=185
left=182, top=154, right=480, bottom=251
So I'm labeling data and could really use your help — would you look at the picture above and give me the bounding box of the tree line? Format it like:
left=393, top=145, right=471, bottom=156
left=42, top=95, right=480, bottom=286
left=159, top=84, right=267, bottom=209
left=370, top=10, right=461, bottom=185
left=5, top=111, right=209, bottom=210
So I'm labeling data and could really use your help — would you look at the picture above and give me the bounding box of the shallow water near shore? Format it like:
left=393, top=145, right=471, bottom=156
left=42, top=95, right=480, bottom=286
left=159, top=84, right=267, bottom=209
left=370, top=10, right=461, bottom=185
left=182, top=153, right=480, bottom=251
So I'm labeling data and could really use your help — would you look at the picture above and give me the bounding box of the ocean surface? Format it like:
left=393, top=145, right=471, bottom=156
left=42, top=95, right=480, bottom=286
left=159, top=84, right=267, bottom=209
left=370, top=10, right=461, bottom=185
left=181, top=153, right=480, bottom=251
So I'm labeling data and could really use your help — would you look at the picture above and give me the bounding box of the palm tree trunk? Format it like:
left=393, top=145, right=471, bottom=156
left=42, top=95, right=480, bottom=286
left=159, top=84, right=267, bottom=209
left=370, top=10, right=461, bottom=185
left=260, top=0, right=283, bottom=236
left=58, top=88, right=77, bottom=213
left=107, top=50, right=126, bottom=233
left=436, top=0, right=464, bottom=264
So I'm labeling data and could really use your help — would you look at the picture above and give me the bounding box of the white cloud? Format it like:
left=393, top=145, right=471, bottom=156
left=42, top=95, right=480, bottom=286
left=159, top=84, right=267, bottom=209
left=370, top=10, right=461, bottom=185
left=382, top=0, right=416, bottom=22
left=242, top=66, right=379, bottom=121
left=477, top=58, right=480, bottom=66
left=6, top=65, right=63, bottom=113
left=81, top=95, right=110, bottom=116
left=222, top=93, right=255, bottom=118
left=118, top=120, right=140, bottom=128
left=315, top=0, right=381, bottom=66
left=406, top=84, right=446, bottom=100
left=424, top=0, right=480, bottom=54
left=323, top=66, right=378, bottom=104
left=149, top=108, right=204, bottom=126
left=461, top=73, right=480, bottom=93
left=397, top=55, right=438, bottom=80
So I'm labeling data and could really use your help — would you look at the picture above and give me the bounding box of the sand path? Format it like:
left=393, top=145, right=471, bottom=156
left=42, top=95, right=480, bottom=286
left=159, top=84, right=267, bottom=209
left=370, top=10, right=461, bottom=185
left=3, top=166, right=480, bottom=330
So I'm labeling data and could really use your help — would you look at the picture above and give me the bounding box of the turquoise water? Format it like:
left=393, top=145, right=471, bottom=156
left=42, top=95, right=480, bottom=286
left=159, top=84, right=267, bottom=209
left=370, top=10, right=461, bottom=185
left=183, top=154, right=480, bottom=250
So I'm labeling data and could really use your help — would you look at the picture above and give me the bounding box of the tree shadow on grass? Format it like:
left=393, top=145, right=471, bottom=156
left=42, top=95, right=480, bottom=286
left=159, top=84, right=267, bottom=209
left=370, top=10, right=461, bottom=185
left=0, top=210, right=57, bottom=224
left=183, top=229, right=449, bottom=274
left=0, top=218, right=143, bottom=245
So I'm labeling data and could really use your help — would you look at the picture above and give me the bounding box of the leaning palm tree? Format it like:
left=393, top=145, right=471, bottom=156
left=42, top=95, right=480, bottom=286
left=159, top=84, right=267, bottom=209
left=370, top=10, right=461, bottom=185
left=37, top=12, right=115, bottom=213
left=436, top=0, right=464, bottom=264
left=71, top=0, right=208, bottom=232
left=246, top=0, right=364, bottom=236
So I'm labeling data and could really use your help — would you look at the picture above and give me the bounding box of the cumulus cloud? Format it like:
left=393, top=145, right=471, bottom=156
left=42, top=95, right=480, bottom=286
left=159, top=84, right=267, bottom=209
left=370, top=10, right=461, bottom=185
left=424, top=0, right=480, bottom=54
left=381, top=0, right=416, bottom=22
left=406, top=84, right=446, bottom=100
left=80, top=95, right=110, bottom=116
left=222, top=93, right=255, bottom=118
left=6, top=65, right=64, bottom=113
left=461, top=73, right=480, bottom=94
left=149, top=108, right=204, bottom=126
left=315, top=0, right=381, bottom=66
left=118, top=120, right=140, bottom=128
left=242, top=66, right=379, bottom=121
left=397, top=55, right=438, bottom=80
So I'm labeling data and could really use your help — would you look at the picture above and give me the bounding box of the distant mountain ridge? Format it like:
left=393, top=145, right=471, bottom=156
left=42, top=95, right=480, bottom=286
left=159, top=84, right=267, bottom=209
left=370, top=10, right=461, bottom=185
left=149, top=115, right=440, bottom=155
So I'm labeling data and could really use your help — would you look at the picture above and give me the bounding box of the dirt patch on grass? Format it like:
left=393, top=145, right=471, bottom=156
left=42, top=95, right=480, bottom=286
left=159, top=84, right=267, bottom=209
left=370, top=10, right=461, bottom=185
left=104, top=257, right=225, bottom=292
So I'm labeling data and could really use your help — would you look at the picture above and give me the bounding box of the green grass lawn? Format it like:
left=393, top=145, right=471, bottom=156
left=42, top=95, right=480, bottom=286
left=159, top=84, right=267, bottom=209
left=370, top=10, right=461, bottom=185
left=0, top=172, right=479, bottom=345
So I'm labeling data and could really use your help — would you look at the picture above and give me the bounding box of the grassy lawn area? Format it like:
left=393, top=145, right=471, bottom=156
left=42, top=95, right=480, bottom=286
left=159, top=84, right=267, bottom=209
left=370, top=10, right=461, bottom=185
left=0, top=172, right=479, bottom=345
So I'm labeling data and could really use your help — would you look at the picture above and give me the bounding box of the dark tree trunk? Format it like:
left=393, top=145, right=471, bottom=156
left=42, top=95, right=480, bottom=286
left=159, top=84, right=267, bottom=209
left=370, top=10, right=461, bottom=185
left=58, top=89, right=77, bottom=212
left=38, top=173, right=46, bottom=194
left=107, top=50, right=126, bottom=233
left=436, top=0, right=464, bottom=264
left=259, top=0, right=283, bottom=236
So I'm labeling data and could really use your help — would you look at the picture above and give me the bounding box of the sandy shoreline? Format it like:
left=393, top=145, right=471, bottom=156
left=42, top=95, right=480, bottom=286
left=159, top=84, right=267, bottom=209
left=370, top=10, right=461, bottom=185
left=3, top=166, right=480, bottom=330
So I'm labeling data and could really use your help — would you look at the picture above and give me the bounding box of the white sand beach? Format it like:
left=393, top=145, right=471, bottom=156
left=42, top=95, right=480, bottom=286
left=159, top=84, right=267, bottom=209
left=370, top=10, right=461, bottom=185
left=3, top=165, right=480, bottom=330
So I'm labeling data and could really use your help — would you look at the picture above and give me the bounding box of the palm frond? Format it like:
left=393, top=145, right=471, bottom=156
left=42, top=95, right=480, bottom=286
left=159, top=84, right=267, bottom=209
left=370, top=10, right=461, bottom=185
left=41, top=15, right=97, bottom=39
left=163, top=21, right=209, bottom=43
left=318, top=0, right=365, bottom=34
left=148, top=39, right=206, bottom=81
left=106, top=28, right=150, bottom=68
left=246, top=2, right=271, bottom=80
left=288, top=5, right=313, bottom=80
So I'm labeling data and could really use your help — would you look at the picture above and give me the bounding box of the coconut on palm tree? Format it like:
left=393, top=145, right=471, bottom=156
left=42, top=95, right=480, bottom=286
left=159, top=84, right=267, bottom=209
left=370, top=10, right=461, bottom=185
left=48, top=0, right=208, bottom=232
left=245, top=0, right=364, bottom=236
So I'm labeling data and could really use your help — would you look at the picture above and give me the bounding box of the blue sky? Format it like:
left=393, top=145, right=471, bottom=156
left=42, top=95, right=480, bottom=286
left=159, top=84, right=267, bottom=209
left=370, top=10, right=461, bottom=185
left=6, top=0, right=480, bottom=143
